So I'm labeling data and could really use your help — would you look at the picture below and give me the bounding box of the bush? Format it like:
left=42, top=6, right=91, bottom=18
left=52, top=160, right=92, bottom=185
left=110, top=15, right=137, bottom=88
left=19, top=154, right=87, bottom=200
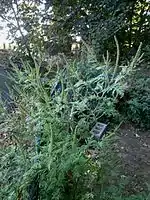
left=0, top=42, right=143, bottom=199
left=0, top=57, right=101, bottom=200
left=125, top=75, right=150, bottom=129
left=44, top=41, right=142, bottom=132
left=143, top=45, right=150, bottom=64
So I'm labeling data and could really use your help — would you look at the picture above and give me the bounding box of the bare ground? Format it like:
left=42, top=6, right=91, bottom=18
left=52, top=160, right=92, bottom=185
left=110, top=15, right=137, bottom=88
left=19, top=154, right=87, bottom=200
left=117, top=123, right=150, bottom=194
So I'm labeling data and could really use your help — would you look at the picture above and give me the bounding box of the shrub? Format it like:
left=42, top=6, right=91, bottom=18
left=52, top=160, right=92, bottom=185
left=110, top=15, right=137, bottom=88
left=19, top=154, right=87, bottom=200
left=125, top=75, right=150, bottom=129
left=0, top=59, right=100, bottom=200
left=0, top=41, right=143, bottom=199
left=143, top=45, right=150, bottom=64
left=45, top=40, right=142, bottom=133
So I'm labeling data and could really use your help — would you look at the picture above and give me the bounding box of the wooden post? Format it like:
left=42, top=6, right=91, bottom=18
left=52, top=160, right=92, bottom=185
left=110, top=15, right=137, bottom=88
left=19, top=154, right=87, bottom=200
left=3, top=43, right=6, bottom=49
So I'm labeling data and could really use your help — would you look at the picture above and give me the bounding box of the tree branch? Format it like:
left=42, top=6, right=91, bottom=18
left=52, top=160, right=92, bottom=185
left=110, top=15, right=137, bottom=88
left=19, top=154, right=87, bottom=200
left=11, top=1, right=34, bottom=62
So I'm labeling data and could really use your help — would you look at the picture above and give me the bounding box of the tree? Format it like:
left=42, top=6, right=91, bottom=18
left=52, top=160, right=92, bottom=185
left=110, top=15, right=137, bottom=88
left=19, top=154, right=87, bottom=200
left=0, top=0, right=149, bottom=58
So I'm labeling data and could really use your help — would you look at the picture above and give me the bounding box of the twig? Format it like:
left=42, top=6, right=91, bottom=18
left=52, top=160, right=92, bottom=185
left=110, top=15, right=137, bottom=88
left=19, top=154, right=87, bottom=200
left=112, top=35, right=120, bottom=80
left=11, top=1, right=34, bottom=62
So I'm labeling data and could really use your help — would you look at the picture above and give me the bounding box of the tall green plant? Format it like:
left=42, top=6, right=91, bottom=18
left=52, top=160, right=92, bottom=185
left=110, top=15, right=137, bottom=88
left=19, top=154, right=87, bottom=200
left=0, top=59, right=100, bottom=200
left=0, top=42, right=143, bottom=199
left=48, top=41, right=142, bottom=134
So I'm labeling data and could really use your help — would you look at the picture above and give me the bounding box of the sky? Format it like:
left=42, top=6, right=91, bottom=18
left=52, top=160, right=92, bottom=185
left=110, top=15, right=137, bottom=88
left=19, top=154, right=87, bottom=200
left=0, top=1, right=46, bottom=46
left=0, top=19, right=9, bottom=45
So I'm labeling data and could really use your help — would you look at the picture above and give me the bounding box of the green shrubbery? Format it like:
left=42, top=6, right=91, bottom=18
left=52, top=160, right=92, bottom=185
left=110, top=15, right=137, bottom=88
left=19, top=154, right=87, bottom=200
left=125, top=75, right=150, bottom=129
left=0, top=43, right=148, bottom=200
left=143, top=45, right=150, bottom=64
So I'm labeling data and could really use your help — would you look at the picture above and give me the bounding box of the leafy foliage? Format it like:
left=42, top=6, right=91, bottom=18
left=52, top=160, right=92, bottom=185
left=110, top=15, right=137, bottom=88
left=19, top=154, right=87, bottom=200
left=0, top=0, right=149, bottom=58
left=46, top=41, right=142, bottom=132
left=143, top=45, right=150, bottom=63
left=0, top=1, right=149, bottom=199
left=125, top=75, right=150, bottom=129
left=0, top=66, right=97, bottom=200
left=0, top=44, right=145, bottom=199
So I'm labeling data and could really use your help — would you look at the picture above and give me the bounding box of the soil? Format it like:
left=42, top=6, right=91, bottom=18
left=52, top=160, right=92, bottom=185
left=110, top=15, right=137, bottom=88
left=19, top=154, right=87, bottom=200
left=117, top=123, right=150, bottom=194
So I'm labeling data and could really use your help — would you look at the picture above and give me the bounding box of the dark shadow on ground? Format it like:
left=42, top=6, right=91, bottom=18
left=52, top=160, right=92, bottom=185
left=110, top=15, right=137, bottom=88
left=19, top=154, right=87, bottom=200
left=117, top=123, right=150, bottom=194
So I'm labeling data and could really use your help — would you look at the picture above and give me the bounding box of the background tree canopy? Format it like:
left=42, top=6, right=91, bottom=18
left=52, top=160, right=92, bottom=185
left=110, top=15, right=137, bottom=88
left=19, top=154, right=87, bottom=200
left=0, top=0, right=150, bottom=58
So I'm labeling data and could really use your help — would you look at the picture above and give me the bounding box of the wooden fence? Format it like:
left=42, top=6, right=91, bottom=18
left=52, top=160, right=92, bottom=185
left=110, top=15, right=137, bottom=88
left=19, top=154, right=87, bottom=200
left=0, top=43, right=15, bottom=50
